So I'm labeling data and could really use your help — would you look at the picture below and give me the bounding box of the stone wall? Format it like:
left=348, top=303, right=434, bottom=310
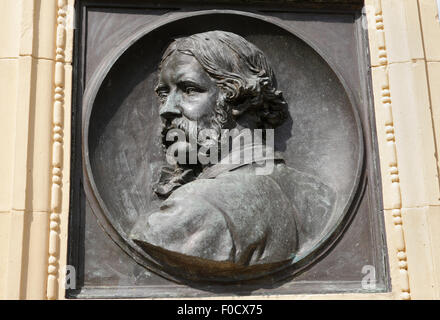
left=0, top=0, right=73, bottom=299
left=0, top=0, right=439, bottom=299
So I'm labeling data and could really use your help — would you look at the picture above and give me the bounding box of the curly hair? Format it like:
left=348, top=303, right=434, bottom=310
left=159, top=31, right=288, bottom=129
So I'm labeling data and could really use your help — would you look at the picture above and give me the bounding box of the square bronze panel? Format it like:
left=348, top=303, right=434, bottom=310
left=67, top=0, right=390, bottom=298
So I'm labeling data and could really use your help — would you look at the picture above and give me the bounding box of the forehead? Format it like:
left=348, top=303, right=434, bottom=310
left=159, top=52, right=213, bottom=84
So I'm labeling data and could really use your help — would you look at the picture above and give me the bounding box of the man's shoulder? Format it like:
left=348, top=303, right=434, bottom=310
left=169, top=164, right=277, bottom=198
left=276, top=165, right=336, bottom=203
left=272, top=163, right=337, bottom=245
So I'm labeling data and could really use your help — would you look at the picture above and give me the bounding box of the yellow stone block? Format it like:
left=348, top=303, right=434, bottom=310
left=427, top=61, right=440, bottom=181
left=401, top=206, right=440, bottom=299
left=0, top=0, right=21, bottom=58
left=33, top=0, right=57, bottom=60
left=0, top=60, right=18, bottom=212
left=29, top=58, right=55, bottom=212
left=0, top=212, right=11, bottom=300
left=16, top=0, right=57, bottom=60
left=0, top=0, right=58, bottom=60
left=419, top=0, right=440, bottom=61
left=1, top=211, right=50, bottom=299
left=24, top=211, right=49, bottom=299
left=8, top=57, right=55, bottom=213
left=382, top=0, right=425, bottom=64
left=5, top=210, right=26, bottom=299
left=11, top=56, right=34, bottom=212
left=388, top=60, right=440, bottom=208
left=426, top=206, right=440, bottom=300
left=18, top=0, right=35, bottom=57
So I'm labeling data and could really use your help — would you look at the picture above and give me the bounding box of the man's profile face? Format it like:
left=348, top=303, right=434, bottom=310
left=155, top=52, right=220, bottom=130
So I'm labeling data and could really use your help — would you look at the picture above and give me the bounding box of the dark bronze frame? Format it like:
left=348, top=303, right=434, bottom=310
left=67, top=0, right=390, bottom=299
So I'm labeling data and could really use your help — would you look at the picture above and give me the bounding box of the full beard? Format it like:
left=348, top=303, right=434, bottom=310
left=153, top=102, right=230, bottom=198
left=160, top=111, right=226, bottom=167
left=160, top=116, right=200, bottom=153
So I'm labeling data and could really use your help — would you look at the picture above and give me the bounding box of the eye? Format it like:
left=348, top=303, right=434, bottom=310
left=179, top=81, right=205, bottom=96
left=184, top=86, right=198, bottom=95
left=155, top=88, right=169, bottom=102
left=158, top=91, right=168, bottom=100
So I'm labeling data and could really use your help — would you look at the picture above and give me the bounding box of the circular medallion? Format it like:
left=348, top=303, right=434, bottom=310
left=83, top=10, right=364, bottom=284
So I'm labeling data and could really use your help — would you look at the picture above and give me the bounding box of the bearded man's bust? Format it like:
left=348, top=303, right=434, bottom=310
left=129, top=31, right=336, bottom=280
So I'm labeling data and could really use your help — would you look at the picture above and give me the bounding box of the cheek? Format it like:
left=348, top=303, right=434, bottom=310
left=181, top=91, right=219, bottom=120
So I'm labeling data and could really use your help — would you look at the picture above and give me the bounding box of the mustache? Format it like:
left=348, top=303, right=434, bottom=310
left=161, top=116, right=199, bottom=146
left=161, top=115, right=223, bottom=149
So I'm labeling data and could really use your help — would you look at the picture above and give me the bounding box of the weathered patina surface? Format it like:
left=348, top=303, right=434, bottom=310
left=129, top=32, right=335, bottom=279
left=68, top=1, right=389, bottom=298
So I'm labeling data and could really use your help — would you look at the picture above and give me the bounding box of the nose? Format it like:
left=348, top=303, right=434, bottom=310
left=159, top=95, right=182, bottom=120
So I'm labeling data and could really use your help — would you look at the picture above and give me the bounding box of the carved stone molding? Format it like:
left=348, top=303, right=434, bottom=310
left=368, top=0, right=410, bottom=300
left=47, top=0, right=69, bottom=300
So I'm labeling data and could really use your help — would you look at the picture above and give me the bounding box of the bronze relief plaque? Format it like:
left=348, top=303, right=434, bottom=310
left=68, top=0, right=389, bottom=298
